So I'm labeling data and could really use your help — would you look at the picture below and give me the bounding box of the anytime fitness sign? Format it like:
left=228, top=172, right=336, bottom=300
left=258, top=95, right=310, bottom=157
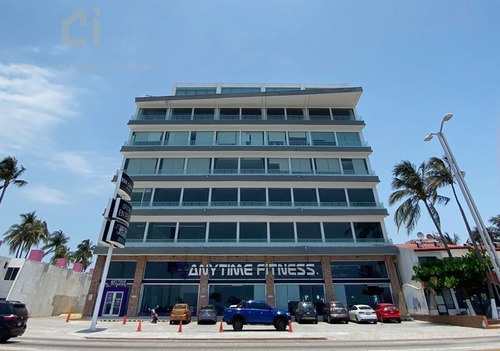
left=188, top=262, right=323, bottom=280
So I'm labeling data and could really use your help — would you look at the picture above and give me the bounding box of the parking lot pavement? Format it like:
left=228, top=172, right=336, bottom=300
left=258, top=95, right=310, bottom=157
left=20, top=317, right=500, bottom=341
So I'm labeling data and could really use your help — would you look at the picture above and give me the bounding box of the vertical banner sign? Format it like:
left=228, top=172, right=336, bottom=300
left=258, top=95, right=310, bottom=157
left=117, top=172, right=134, bottom=201
left=98, top=171, right=134, bottom=248
left=103, top=220, right=128, bottom=248
left=104, top=197, right=132, bottom=224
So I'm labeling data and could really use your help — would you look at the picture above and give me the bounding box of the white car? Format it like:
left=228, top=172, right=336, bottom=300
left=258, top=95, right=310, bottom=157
left=349, top=304, right=377, bottom=323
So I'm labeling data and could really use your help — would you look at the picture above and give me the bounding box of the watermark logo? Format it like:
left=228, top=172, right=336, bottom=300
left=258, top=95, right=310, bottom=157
left=62, top=7, right=100, bottom=46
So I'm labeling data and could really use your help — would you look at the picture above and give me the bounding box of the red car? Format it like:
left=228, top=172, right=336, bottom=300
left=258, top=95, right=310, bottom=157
left=374, top=303, right=401, bottom=323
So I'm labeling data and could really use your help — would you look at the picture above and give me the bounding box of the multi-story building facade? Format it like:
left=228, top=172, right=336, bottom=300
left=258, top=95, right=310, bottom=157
left=83, top=83, right=405, bottom=318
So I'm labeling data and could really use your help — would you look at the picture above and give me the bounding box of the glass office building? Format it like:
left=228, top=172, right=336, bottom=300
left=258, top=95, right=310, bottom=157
left=83, top=83, right=404, bottom=318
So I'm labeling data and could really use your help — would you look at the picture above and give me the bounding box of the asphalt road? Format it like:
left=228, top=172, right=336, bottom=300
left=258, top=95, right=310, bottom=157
left=2, top=317, right=499, bottom=351
left=3, top=335, right=500, bottom=350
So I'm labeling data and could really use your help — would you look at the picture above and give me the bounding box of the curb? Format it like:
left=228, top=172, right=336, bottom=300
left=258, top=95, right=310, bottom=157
left=85, top=336, right=329, bottom=341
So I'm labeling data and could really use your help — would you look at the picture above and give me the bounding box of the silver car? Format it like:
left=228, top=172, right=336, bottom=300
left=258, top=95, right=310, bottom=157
left=348, top=304, right=377, bottom=324
left=197, top=305, right=218, bottom=324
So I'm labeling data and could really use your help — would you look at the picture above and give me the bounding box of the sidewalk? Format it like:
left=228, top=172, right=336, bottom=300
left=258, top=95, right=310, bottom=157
left=23, top=317, right=500, bottom=342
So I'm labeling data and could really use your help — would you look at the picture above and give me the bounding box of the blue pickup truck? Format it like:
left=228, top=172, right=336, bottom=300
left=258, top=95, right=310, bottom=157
left=223, top=300, right=290, bottom=331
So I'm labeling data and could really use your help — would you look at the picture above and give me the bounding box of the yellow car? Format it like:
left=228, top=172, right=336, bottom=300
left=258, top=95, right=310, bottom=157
left=169, top=303, right=191, bottom=324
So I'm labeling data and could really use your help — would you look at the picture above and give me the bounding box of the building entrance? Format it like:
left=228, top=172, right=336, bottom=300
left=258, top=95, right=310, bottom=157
left=102, top=291, right=124, bottom=317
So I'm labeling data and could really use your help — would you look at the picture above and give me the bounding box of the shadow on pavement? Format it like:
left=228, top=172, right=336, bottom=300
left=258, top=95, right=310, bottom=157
left=76, top=328, right=108, bottom=333
left=0, top=340, right=21, bottom=345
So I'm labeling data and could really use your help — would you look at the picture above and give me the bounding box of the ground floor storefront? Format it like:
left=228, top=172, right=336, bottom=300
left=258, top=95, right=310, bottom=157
left=83, top=254, right=406, bottom=317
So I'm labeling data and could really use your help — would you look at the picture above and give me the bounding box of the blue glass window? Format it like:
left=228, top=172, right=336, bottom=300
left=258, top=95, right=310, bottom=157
left=330, top=261, right=388, bottom=279
left=175, top=87, right=216, bottom=96
left=108, top=262, right=136, bottom=279
left=221, top=87, right=261, bottom=94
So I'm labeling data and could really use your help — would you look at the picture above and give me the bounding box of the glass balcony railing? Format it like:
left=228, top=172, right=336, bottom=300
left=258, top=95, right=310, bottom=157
left=193, top=114, right=215, bottom=120
left=123, top=168, right=376, bottom=176
left=297, top=238, right=323, bottom=243
left=130, top=114, right=363, bottom=122
left=123, top=238, right=394, bottom=246
left=123, top=140, right=368, bottom=147
left=131, top=201, right=384, bottom=209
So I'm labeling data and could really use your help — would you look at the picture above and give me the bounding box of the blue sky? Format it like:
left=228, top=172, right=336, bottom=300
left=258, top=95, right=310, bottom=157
left=0, top=0, right=498, bottom=259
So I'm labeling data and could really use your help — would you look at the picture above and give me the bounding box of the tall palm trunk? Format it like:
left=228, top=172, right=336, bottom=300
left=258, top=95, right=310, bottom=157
left=0, top=183, right=8, bottom=206
left=423, top=201, right=453, bottom=258
left=24, top=245, right=31, bottom=259
left=19, top=242, right=26, bottom=258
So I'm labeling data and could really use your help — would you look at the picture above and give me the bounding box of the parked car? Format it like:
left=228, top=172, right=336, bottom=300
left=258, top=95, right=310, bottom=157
left=170, top=303, right=191, bottom=324
left=223, top=300, right=290, bottom=331
left=197, top=305, right=217, bottom=324
left=323, top=301, right=349, bottom=323
left=294, top=301, right=318, bottom=324
left=374, top=303, right=401, bottom=323
left=0, top=301, right=29, bottom=343
left=348, top=304, right=377, bottom=324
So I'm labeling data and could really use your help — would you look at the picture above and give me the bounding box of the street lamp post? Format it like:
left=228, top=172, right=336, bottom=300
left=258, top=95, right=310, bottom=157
left=425, top=113, right=500, bottom=318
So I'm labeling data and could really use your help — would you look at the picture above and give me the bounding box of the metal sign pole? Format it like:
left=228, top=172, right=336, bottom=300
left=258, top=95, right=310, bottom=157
left=89, top=171, right=126, bottom=331
left=436, top=132, right=499, bottom=319
left=89, top=245, right=113, bottom=331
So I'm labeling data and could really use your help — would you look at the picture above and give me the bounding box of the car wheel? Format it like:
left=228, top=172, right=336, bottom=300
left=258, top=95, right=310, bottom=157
left=0, top=337, right=10, bottom=343
left=169, top=320, right=173, bottom=325
left=373, top=320, right=377, bottom=324
left=327, top=315, right=331, bottom=323
left=314, top=318, right=318, bottom=324
left=344, top=319, right=349, bottom=324
left=275, top=317, right=287, bottom=331
left=397, top=318, right=402, bottom=323
left=232, top=317, right=244, bottom=331
left=379, top=315, right=384, bottom=323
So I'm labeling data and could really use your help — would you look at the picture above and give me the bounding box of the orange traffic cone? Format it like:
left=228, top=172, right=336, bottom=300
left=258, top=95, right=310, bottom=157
left=178, top=319, right=183, bottom=333
left=65, top=308, right=72, bottom=323
left=137, top=320, right=142, bottom=332
left=219, top=320, right=223, bottom=333
left=288, top=319, right=293, bottom=333
left=122, top=315, right=127, bottom=325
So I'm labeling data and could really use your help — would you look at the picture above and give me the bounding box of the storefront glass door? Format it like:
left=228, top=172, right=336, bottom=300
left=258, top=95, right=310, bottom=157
left=103, top=291, right=123, bottom=317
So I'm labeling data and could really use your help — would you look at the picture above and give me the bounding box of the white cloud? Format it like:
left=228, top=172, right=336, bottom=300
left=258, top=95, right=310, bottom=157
left=0, top=62, right=118, bottom=200
left=24, top=185, right=70, bottom=205
left=51, top=151, right=96, bottom=176
left=0, top=62, right=79, bottom=153
left=80, top=174, right=116, bottom=196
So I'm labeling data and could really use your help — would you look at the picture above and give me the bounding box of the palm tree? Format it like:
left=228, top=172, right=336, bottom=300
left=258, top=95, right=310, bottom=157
left=490, top=215, right=500, bottom=234
left=428, top=157, right=482, bottom=254
left=470, top=216, right=500, bottom=244
left=0, top=156, right=28, bottom=207
left=50, top=245, right=74, bottom=265
left=431, top=232, right=460, bottom=245
left=3, top=212, right=48, bottom=258
left=388, top=160, right=452, bottom=257
left=42, top=230, right=70, bottom=257
left=73, top=239, right=96, bottom=271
